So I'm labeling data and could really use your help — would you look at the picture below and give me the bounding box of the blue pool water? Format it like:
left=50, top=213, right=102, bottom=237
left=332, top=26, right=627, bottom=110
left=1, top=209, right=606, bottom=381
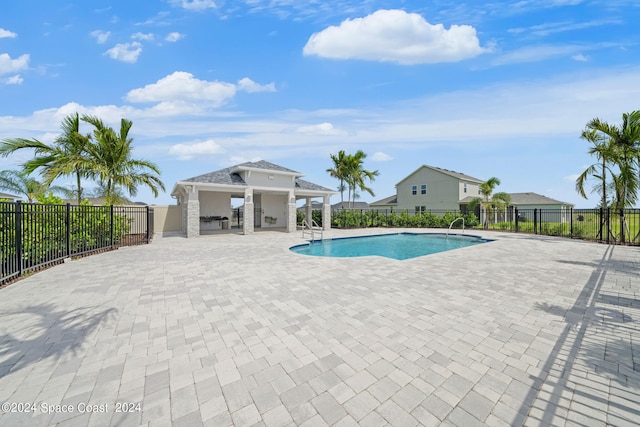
left=290, top=233, right=491, bottom=260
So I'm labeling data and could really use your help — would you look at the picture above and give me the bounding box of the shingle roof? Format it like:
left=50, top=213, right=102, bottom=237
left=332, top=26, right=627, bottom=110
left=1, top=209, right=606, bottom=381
left=508, top=192, right=573, bottom=206
left=178, top=161, right=334, bottom=192
left=295, top=178, right=334, bottom=192
left=370, top=195, right=398, bottom=205
left=422, top=165, right=484, bottom=183
left=332, top=202, right=370, bottom=210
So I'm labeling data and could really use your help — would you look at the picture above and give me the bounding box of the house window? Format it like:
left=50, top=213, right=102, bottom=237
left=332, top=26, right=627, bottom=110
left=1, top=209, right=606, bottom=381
left=412, top=185, right=417, bottom=195
left=415, top=206, right=426, bottom=213
left=421, top=184, right=427, bottom=195
left=464, top=183, right=467, bottom=193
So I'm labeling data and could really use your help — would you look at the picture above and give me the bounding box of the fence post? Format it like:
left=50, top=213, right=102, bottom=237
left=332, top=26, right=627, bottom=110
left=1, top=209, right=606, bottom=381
left=515, top=208, right=519, bottom=233
left=599, top=207, right=603, bottom=243
left=570, top=208, right=573, bottom=238
left=146, top=206, right=151, bottom=243
left=534, top=208, right=538, bottom=234
left=620, top=208, right=625, bottom=244
left=110, top=205, right=114, bottom=248
left=15, top=201, right=22, bottom=278
left=606, top=208, right=610, bottom=244
left=65, top=203, right=71, bottom=257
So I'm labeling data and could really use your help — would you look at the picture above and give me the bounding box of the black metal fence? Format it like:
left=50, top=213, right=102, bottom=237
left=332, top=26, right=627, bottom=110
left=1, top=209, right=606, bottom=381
left=328, top=207, right=640, bottom=246
left=1, top=201, right=153, bottom=285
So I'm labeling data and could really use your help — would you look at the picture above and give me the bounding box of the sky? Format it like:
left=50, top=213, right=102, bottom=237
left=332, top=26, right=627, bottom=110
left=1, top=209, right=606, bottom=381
left=1, top=0, right=640, bottom=208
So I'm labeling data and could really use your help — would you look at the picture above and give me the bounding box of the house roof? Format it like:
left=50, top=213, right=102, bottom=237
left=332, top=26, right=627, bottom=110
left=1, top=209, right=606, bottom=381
left=332, top=201, right=370, bottom=210
left=397, top=164, right=484, bottom=186
left=370, top=195, right=398, bottom=205
left=459, top=192, right=573, bottom=206
left=174, top=160, right=335, bottom=193
left=507, top=192, right=573, bottom=206
left=0, top=191, right=19, bottom=200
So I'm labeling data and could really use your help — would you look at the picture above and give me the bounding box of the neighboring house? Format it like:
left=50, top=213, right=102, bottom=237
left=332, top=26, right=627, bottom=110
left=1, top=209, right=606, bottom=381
left=0, top=191, right=19, bottom=201
left=506, top=192, right=574, bottom=223
left=171, top=160, right=336, bottom=237
left=372, top=165, right=574, bottom=222
left=371, top=165, right=484, bottom=212
left=63, top=197, right=146, bottom=206
left=332, top=201, right=370, bottom=210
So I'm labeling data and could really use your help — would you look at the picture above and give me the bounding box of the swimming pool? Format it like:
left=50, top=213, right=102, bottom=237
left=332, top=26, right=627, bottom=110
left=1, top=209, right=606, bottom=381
left=290, top=232, right=492, bottom=260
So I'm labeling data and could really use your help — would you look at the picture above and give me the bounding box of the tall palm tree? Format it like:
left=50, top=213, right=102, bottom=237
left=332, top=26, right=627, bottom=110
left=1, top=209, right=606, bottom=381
left=82, top=115, right=165, bottom=205
left=327, top=150, right=349, bottom=204
left=0, top=113, right=93, bottom=204
left=585, top=111, right=640, bottom=208
left=575, top=129, right=616, bottom=209
left=469, top=177, right=510, bottom=229
left=583, top=110, right=640, bottom=242
left=0, top=170, right=68, bottom=203
left=344, top=150, right=379, bottom=208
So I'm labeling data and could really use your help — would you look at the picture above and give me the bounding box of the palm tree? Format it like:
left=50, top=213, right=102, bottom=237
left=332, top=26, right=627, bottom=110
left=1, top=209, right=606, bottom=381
left=327, top=150, right=349, bottom=204
left=583, top=111, right=640, bottom=242
left=469, top=177, right=510, bottom=229
left=0, top=113, right=93, bottom=204
left=82, top=115, right=165, bottom=205
left=584, top=111, right=640, bottom=210
left=575, top=129, right=616, bottom=209
left=0, top=170, right=68, bottom=202
left=344, top=150, right=379, bottom=208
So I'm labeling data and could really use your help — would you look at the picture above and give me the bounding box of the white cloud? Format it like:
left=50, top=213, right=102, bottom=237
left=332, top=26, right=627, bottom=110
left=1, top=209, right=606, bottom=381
left=104, top=42, right=143, bottom=63
left=126, top=71, right=236, bottom=105
left=572, top=54, right=588, bottom=62
left=371, top=152, right=393, bottom=162
left=132, top=32, right=154, bottom=41
left=4, top=74, right=23, bottom=85
left=90, top=30, right=111, bottom=44
left=0, top=53, right=29, bottom=75
left=237, top=77, right=276, bottom=93
left=293, top=122, right=347, bottom=136
left=165, top=32, right=183, bottom=42
left=169, top=139, right=225, bottom=160
left=492, top=44, right=587, bottom=65
left=169, top=0, right=216, bottom=11
left=303, top=9, right=488, bottom=65
left=0, top=28, right=17, bottom=38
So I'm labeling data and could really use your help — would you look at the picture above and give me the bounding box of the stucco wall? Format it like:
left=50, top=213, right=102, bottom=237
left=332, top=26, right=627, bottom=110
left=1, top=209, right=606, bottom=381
left=397, top=168, right=462, bottom=211
left=199, top=192, right=231, bottom=230
left=260, top=193, right=288, bottom=228
left=153, top=205, right=182, bottom=233
left=242, top=171, right=295, bottom=189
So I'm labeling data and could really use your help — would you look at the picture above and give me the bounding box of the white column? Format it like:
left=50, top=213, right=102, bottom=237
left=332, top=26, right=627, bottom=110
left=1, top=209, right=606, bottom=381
left=243, top=188, right=254, bottom=235
left=287, top=191, right=296, bottom=233
left=186, top=186, right=200, bottom=238
left=323, top=194, right=331, bottom=231
left=305, top=197, right=312, bottom=226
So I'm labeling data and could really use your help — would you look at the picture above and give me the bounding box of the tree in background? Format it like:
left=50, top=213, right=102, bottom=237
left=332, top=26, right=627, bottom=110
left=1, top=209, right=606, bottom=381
left=0, top=113, right=93, bottom=204
left=326, top=150, right=349, bottom=204
left=344, top=150, right=379, bottom=208
left=579, top=110, right=640, bottom=242
left=575, top=129, right=617, bottom=209
left=327, top=150, right=379, bottom=208
left=82, top=115, right=165, bottom=205
left=0, top=170, right=68, bottom=202
left=469, top=177, right=511, bottom=229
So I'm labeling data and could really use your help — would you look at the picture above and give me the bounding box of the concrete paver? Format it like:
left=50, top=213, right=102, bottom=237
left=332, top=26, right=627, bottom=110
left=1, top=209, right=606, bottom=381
left=0, top=228, right=639, bottom=426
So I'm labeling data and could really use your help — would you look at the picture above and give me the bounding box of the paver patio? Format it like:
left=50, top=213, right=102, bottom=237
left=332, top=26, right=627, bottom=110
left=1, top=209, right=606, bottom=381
left=0, top=228, right=638, bottom=426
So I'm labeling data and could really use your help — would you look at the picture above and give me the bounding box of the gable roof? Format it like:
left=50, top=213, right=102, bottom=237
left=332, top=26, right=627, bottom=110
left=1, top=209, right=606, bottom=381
left=173, top=160, right=335, bottom=194
left=182, top=160, right=302, bottom=185
left=397, top=164, right=484, bottom=186
left=370, top=195, right=398, bottom=205
left=508, top=192, right=573, bottom=206
left=332, top=201, right=370, bottom=210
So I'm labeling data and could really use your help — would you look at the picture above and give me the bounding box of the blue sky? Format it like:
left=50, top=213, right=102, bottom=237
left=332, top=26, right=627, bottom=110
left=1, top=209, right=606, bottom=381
left=1, top=0, right=640, bottom=207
